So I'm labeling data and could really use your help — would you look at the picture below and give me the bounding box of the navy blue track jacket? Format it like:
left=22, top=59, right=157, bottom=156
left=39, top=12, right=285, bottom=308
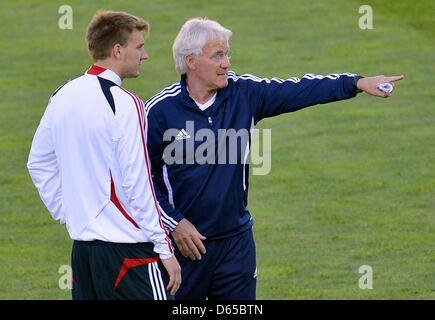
left=145, top=71, right=360, bottom=240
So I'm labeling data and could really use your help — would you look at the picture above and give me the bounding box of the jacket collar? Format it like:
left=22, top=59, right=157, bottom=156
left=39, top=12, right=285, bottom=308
left=86, top=65, right=122, bottom=86
left=179, top=74, right=231, bottom=111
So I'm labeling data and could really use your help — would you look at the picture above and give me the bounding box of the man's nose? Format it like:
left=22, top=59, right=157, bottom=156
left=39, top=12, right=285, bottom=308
left=221, top=55, right=230, bottom=68
left=141, top=49, right=148, bottom=60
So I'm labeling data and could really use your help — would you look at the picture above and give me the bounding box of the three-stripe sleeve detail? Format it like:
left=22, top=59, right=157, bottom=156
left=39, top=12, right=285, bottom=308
left=145, top=83, right=181, bottom=114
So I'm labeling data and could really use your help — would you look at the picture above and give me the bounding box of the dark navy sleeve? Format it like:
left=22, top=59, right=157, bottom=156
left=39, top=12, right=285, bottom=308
left=146, top=106, right=185, bottom=231
left=240, top=72, right=360, bottom=123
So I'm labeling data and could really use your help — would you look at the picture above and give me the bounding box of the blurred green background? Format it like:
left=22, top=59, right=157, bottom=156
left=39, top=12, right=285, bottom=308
left=0, top=0, right=433, bottom=299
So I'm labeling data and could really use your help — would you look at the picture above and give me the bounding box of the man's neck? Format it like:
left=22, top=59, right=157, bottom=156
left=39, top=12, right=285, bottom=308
left=94, top=59, right=123, bottom=80
left=186, top=75, right=217, bottom=104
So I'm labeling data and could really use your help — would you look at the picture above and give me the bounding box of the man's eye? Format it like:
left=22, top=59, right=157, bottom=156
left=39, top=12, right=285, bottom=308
left=211, top=52, right=230, bottom=62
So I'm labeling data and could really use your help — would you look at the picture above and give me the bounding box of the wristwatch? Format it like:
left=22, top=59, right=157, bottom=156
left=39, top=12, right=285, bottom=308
left=353, top=75, right=364, bottom=93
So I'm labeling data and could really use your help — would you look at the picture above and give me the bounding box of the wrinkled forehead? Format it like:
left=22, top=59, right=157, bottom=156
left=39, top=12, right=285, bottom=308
left=202, top=37, right=229, bottom=54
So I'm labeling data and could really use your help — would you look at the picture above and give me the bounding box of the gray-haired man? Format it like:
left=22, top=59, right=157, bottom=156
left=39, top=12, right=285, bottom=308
left=145, top=17, right=403, bottom=300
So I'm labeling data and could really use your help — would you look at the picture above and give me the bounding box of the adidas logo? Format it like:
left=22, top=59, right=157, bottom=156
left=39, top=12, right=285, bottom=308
left=175, top=129, right=191, bottom=141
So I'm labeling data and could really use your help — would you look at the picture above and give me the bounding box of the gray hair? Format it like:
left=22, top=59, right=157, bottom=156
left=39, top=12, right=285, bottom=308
left=172, top=18, right=232, bottom=75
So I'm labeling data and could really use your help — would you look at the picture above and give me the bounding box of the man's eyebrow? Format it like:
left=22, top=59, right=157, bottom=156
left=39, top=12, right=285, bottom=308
left=214, top=48, right=229, bottom=55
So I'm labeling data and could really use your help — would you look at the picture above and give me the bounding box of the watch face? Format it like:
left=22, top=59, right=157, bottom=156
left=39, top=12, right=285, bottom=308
left=353, top=76, right=363, bottom=92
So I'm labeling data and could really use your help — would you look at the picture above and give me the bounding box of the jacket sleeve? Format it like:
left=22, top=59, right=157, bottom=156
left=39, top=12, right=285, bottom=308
left=27, top=107, right=66, bottom=224
left=146, top=105, right=185, bottom=231
left=243, top=72, right=360, bottom=123
left=115, top=95, right=174, bottom=259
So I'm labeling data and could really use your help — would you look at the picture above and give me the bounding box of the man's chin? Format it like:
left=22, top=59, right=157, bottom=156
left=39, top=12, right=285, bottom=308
left=124, top=71, right=140, bottom=79
left=217, top=78, right=228, bottom=89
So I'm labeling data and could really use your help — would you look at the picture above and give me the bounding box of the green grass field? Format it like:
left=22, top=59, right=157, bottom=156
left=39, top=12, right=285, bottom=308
left=0, top=0, right=433, bottom=299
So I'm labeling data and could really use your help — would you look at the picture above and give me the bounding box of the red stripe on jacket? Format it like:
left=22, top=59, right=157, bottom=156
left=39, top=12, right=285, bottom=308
left=110, top=174, right=140, bottom=229
left=118, top=87, right=173, bottom=253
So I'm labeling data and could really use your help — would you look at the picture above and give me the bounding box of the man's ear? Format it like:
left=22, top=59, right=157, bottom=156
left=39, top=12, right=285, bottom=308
left=185, top=54, right=196, bottom=71
left=112, top=43, right=122, bottom=60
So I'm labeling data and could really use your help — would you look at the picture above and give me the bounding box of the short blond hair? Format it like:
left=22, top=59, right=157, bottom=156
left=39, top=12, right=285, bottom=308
left=86, top=10, right=149, bottom=61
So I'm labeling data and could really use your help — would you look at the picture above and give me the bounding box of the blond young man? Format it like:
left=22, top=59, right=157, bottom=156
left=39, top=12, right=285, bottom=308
left=27, top=11, right=180, bottom=300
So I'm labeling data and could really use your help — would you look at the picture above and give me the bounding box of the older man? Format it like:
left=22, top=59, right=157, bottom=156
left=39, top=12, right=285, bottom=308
left=145, top=18, right=403, bottom=300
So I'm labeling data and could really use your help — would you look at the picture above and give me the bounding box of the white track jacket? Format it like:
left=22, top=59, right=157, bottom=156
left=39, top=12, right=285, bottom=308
left=27, top=65, right=173, bottom=259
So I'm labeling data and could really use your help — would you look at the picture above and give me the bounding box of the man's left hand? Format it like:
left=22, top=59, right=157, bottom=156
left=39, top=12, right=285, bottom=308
left=357, top=75, right=404, bottom=98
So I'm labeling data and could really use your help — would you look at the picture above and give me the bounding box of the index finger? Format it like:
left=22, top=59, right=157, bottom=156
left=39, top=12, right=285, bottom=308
left=192, top=235, right=206, bottom=254
left=166, top=273, right=175, bottom=293
left=386, top=75, right=404, bottom=82
left=173, top=271, right=181, bottom=295
left=185, top=238, right=203, bottom=260
left=167, top=272, right=180, bottom=296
